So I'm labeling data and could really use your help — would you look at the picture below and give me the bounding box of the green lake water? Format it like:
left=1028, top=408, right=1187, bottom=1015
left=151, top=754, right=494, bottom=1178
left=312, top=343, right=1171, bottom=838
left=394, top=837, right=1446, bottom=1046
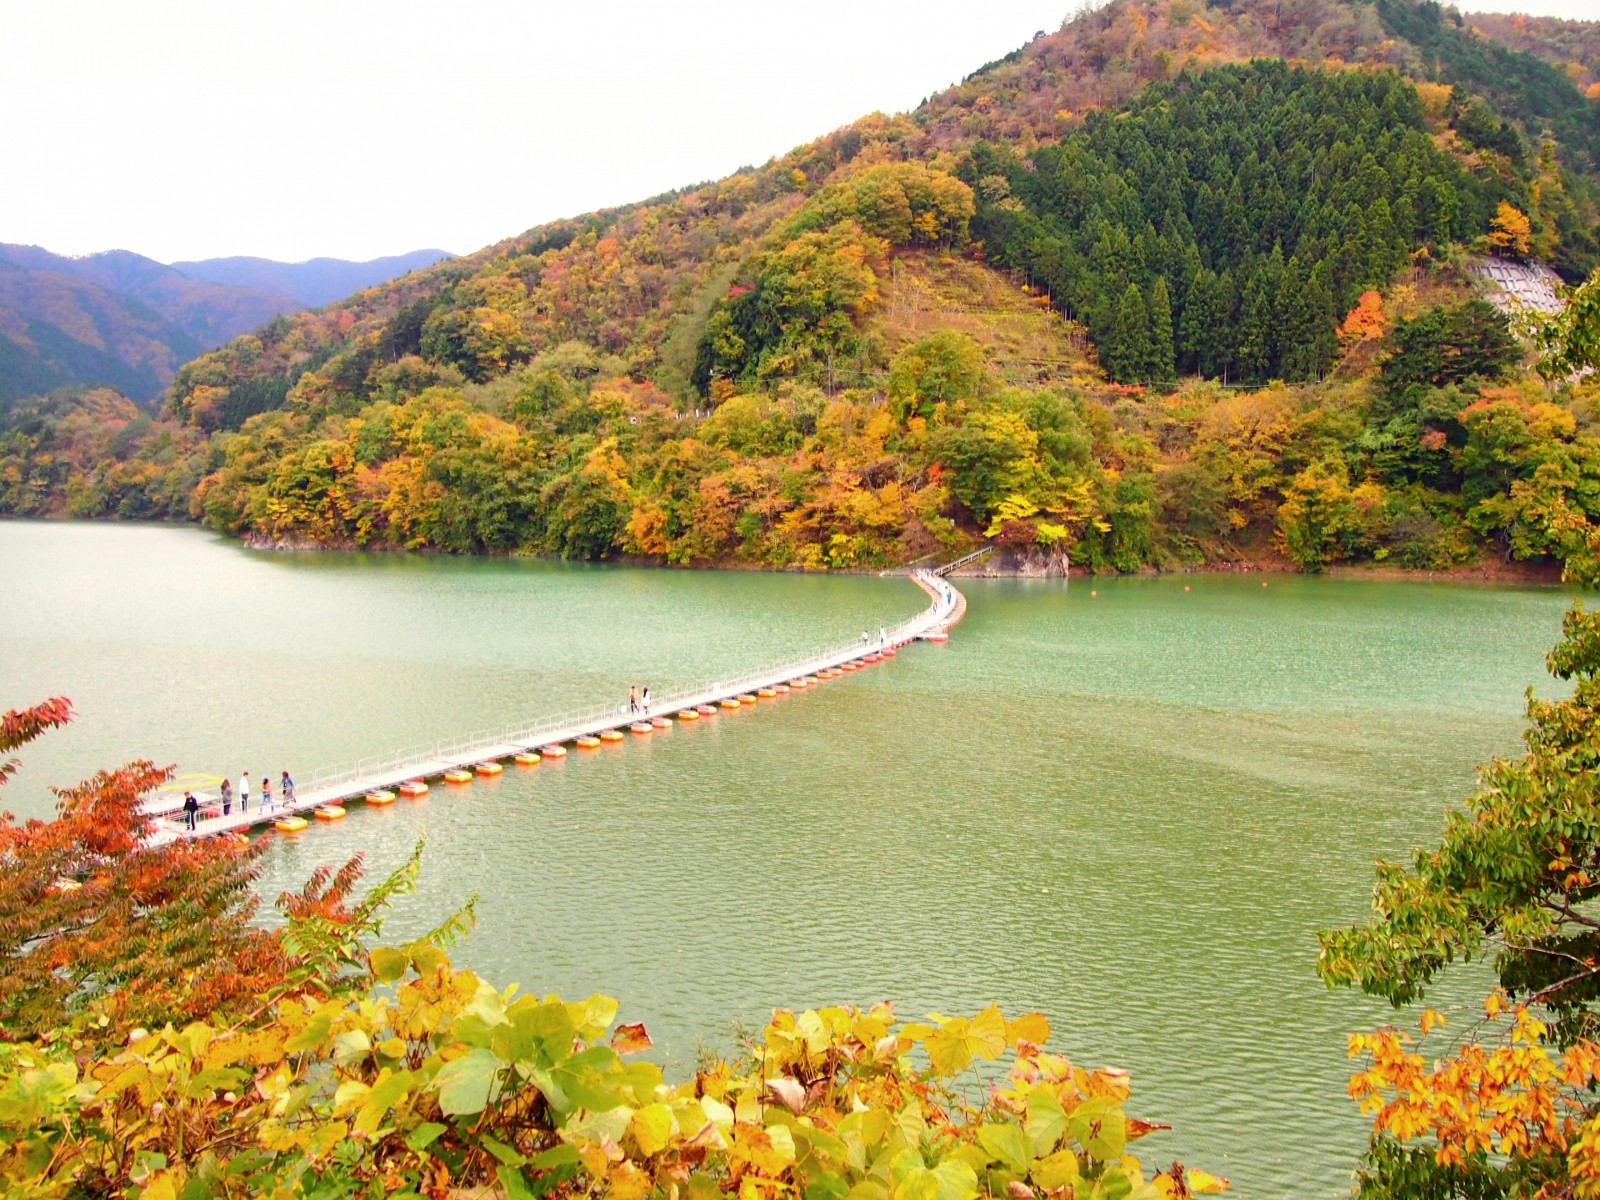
left=0, top=519, right=1580, bottom=1197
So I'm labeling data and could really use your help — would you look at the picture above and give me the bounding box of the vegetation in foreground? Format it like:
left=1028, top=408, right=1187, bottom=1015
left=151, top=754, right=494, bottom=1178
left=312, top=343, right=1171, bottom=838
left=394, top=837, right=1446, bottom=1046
left=0, top=701, right=1223, bottom=1200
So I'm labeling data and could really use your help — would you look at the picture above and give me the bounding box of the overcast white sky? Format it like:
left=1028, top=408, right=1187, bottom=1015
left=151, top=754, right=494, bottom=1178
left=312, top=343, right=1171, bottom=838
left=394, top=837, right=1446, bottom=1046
left=0, top=0, right=1591, bottom=265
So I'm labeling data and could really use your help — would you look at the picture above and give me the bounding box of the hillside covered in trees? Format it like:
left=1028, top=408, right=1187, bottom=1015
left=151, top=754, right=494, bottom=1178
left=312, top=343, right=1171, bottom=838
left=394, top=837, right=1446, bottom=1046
left=3, top=0, right=1600, bottom=577
left=0, top=245, right=453, bottom=406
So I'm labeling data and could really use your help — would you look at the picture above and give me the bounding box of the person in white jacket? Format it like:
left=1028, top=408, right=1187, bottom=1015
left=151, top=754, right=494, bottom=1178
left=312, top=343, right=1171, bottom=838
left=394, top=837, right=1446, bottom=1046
left=240, top=772, right=251, bottom=813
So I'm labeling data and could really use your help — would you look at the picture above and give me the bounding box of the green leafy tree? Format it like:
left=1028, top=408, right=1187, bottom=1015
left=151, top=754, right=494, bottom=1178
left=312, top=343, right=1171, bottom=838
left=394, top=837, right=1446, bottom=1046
left=887, top=331, right=990, bottom=420
left=1378, top=300, right=1520, bottom=398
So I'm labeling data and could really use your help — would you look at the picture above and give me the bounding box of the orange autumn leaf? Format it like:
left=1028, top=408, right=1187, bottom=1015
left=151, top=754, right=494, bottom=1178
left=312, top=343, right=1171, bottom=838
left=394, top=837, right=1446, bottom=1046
left=611, top=1022, right=654, bottom=1055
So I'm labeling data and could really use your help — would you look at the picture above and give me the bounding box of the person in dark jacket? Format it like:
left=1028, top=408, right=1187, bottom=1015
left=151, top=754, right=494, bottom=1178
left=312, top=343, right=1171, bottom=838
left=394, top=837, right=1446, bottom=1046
left=182, top=791, right=200, bottom=830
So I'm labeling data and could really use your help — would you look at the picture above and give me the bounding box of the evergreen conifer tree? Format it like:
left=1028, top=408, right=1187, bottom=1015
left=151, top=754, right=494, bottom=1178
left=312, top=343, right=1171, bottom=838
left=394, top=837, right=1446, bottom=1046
left=1105, top=282, right=1152, bottom=382
left=1147, top=277, right=1176, bottom=384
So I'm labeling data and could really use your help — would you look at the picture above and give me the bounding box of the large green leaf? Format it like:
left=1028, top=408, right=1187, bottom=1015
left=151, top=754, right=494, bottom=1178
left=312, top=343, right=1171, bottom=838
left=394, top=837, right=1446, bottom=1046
left=1024, top=1088, right=1067, bottom=1154
left=977, top=1122, right=1030, bottom=1174
left=355, top=1068, right=413, bottom=1136
left=405, top=1122, right=447, bottom=1151
left=1069, top=1097, right=1126, bottom=1161
left=542, top=1044, right=626, bottom=1117
left=435, top=1047, right=503, bottom=1116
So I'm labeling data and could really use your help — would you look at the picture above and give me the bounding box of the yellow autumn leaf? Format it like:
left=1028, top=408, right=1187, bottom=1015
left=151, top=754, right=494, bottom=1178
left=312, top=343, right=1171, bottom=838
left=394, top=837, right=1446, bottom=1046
left=141, top=1173, right=179, bottom=1200
left=1031, top=1149, right=1080, bottom=1189
left=1420, top=1009, right=1446, bottom=1035
left=608, top=1161, right=650, bottom=1200
left=1006, top=1012, right=1051, bottom=1047
left=577, top=1140, right=610, bottom=1178
left=1189, top=1167, right=1231, bottom=1193
left=630, top=1102, right=675, bottom=1156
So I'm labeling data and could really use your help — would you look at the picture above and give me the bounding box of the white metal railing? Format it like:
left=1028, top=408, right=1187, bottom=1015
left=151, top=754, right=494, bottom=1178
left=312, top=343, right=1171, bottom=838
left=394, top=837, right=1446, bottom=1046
left=145, top=569, right=960, bottom=824
left=933, top=544, right=994, bottom=576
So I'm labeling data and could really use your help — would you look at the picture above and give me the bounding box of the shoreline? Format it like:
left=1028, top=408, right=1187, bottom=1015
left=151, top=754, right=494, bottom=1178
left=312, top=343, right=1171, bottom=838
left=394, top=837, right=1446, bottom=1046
left=1, top=516, right=1569, bottom=586
left=947, top=559, right=1567, bottom=585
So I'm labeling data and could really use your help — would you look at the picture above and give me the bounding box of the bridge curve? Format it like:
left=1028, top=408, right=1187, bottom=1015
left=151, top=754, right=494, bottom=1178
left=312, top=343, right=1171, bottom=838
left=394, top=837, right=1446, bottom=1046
left=146, top=567, right=967, bottom=846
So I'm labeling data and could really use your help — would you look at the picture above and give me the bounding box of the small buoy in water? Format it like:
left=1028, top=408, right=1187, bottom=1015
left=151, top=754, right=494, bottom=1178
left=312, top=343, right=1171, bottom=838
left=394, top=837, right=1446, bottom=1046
left=882, top=648, right=896, bottom=657
left=651, top=716, right=672, bottom=729
left=541, top=745, right=567, bottom=759
left=577, top=735, right=602, bottom=749
left=475, top=761, right=503, bottom=776
left=514, top=752, right=540, bottom=766
left=775, top=684, right=790, bottom=694
left=678, top=709, right=700, bottom=721
left=275, top=816, right=308, bottom=833
left=1184, top=585, right=1190, bottom=591
left=365, top=790, right=396, bottom=805
left=720, top=698, right=741, bottom=709
left=789, top=678, right=807, bottom=689
left=399, top=780, right=429, bottom=796
left=599, top=729, right=624, bottom=743
left=697, top=704, right=718, bottom=716
left=444, top=769, right=473, bottom=784
left=630, top=722, right=653, bottom=734
left=757, top=688, right=777, bottom=699
left=737, top=694, right=758, bottom=705
left=1090, top=590, right=1097, bottom=597
left=315, top=805, right=346, bottom=821
left=1263, top=580, right=1269, bottom=587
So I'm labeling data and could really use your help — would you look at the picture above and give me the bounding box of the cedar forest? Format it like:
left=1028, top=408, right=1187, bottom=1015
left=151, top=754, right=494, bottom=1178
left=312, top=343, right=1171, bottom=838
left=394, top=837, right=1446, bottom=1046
left=10, top=2, right=1600, bottom=1194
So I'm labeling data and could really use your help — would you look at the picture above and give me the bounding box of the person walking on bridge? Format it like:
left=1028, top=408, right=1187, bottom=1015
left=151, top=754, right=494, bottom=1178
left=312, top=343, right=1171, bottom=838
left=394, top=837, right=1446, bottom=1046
left=220, top=777, right=232, bottom=815
left=182, top=791, right=199, bottom=831
left=879, top=626, right=887, bottom=647
left=261, top=774, right=273, bottom=811
left=282, top=770, right=296, bottom=805
left=239, top=772, right=250, bottom=813
left=641, top=686, right=650, bottom=716
left=629, top=685, right=638, bottom=714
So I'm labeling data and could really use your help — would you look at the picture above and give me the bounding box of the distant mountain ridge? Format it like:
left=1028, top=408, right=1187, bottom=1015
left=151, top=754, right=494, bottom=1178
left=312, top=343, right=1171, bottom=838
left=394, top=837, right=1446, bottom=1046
left=169, top=250, right=454, bottom=309
left=0, top=244, right=454, bottom=405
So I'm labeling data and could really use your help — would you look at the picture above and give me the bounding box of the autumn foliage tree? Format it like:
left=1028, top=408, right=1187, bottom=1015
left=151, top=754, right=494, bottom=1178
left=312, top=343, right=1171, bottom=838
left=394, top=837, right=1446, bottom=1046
left=1319, top=505, right=1600, bottom=1196
left=1488, top=200, right=1535, bottom=257
left=0, top=697, right=388, bottom=1045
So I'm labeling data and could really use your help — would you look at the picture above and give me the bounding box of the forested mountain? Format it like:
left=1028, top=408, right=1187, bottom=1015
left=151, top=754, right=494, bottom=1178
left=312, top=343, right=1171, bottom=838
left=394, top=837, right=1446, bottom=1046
left=0, top=244, right=298, bottom=350
left=3, top=0, right=1599, bottom=580
left=0, top=245, right=455, bottom=405
left=1468, top=9, right=1600, bottom=92
left=0, top=254, right=208, bottom=405
left=169, top=249, right=454, bottom=309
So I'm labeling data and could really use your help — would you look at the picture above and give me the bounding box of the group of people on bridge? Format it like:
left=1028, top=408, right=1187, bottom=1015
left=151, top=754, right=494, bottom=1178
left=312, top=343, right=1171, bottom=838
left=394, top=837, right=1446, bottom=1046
left=180, top=769, right=298, bottom=830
